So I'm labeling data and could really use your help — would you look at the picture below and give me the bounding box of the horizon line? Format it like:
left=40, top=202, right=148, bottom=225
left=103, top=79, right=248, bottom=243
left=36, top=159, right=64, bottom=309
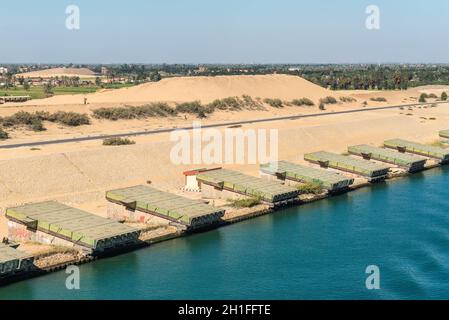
left=2, top=62, right=449, bottom=66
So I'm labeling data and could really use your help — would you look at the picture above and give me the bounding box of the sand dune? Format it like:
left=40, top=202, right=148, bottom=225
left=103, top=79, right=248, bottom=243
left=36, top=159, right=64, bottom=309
left=16, top=67, right=97, bottom=79
left=10, top=74, right=338, bottom=106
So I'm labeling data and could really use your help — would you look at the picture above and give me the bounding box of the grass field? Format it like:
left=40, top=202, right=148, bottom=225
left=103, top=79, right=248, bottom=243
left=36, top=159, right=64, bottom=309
left=0, top=87, right=47, bottom=99
left=101, top=83, right=134, bottom=89
left=0, top=84, right=134, bottom=100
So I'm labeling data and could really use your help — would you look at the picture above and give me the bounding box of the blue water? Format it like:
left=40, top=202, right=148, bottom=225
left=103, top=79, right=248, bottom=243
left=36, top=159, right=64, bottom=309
left=1, top=167, right=449, bottom=300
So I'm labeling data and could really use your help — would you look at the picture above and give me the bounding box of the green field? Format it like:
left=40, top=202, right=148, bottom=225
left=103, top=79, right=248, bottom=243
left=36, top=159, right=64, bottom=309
left=0, top=87, right=46, bottom=99
left=101, top=83, right=134, bottom=89
left=53, top=87, right=98, bottom=95
left=0, top=84, right=135, bottom=100
left=0, top=86, right=99, bottom=100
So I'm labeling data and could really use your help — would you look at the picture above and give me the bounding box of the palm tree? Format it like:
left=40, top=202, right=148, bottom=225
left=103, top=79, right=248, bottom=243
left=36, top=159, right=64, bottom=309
left=44, top=82, right=54, bottom=96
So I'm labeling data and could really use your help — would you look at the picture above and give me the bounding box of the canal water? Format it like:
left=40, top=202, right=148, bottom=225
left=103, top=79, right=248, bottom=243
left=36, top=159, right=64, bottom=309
left=1, top=166, right=449, bottom=300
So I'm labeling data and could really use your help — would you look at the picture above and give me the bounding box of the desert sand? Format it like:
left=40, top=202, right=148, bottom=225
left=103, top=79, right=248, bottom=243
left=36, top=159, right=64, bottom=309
left=1, top=74, right=449, bottom=239
left=2, top=74, right=446, bottom=144
left=15, top=67, right=97, bottom=79
left=1, top=104, right=448, bottom=210
left=6, top=74, right=340, bottom=106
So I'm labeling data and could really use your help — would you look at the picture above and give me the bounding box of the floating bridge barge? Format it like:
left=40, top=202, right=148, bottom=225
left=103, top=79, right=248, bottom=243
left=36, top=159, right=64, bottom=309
left=439, top=130, right=449, bottom=140
left=0, top=243, right=34, bottom=281
left=195, top=168, right=299, bottom=206
left=260, top=161, right=354, bottom=192
left=304, top=151, right=390, bottom=182
left=384, top=139, right=449, bottom=163
left=106, top=185, right=225, bottom=230
left=5, top=202, right=140, bottom=254
left=348, top=144, right=427, bottom=172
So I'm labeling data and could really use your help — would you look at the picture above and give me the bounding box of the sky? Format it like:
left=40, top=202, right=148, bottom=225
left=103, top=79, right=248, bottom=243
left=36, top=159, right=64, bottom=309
left=0, top=0, right=448, bottom=64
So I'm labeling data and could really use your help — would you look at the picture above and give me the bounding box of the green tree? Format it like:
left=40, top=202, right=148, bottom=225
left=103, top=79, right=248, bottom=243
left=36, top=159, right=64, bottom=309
left=5, top=73, right=14, bottom=89
left=23, top=80, right=30, bottom=91
left=149, top=71, right=161, bottom=82
left=95, top=77, right=102, bottom=87
left=442, top=92, right=447, bottom=101
left=43, top=82, right=54, bottom=96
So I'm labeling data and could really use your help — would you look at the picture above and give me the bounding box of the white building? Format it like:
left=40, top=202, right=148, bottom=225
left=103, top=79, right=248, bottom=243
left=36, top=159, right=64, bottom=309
left=182, top=168, right=222, bottom=192
left=0, top=67, right=8, bottom=75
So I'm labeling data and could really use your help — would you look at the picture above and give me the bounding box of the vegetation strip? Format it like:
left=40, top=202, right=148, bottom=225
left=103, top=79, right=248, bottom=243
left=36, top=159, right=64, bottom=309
left=3, top=101, right=449, bottom=149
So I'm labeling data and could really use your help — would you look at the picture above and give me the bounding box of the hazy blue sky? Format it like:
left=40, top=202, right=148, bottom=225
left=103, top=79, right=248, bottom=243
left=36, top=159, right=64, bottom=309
left=0, top=0, right=448, bottom=63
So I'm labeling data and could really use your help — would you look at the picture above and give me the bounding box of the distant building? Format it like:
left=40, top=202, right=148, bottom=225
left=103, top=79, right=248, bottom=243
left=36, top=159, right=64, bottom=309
left=101, top=66, right=109, bottom=75
left=0, top=67, right=8, bottom=75
left=193, top=66, right=208, bottom=74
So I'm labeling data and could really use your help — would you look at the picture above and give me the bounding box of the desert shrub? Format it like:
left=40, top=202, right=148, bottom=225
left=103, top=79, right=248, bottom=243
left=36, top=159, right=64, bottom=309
left=150, top=103, right=177, bottom=117
left=297, top=182, right=324, bottom=195
left=50, top=111, right=90, bottom=126
left=229, top=197, right=261, bottom=208
left=176, top=101, right=212, bottom=118
left=0, top=111, right=37, bottom=127
left=0, top=110, right=90, bottom=131
left=92, top=107, right=131, bottom=120
left=319, top=102, right=326, bottom=110
left=320, top=96, right=337, bottom=104
left=291, top=99, right=303, bottom=106
left=242, top=95, right=265, bottom=110
left=30, top=118, right=45, bottom=131
left=177, top=97, right=265, bottom=116
left=263, top=98, right=284, bottom=108
left=441, top=92, right=447, bottom=101
left=428, top=93, right=438, bottom=99
left=291, top=98, right=315, bottom=106
left=419, top=93, right=427, bottom=103
left=0, top=127, right=8, bottom=140
left=102, top=137, right=136, bottom=146
left=370, top=97, right=387, bottom=102
left=301, top=98, right=315, bottom=106
left=208, top=97, right=245, bottom=111
left=339, top=96, right=357, bottom=103
left=93, top=103, right=176, bottom=120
